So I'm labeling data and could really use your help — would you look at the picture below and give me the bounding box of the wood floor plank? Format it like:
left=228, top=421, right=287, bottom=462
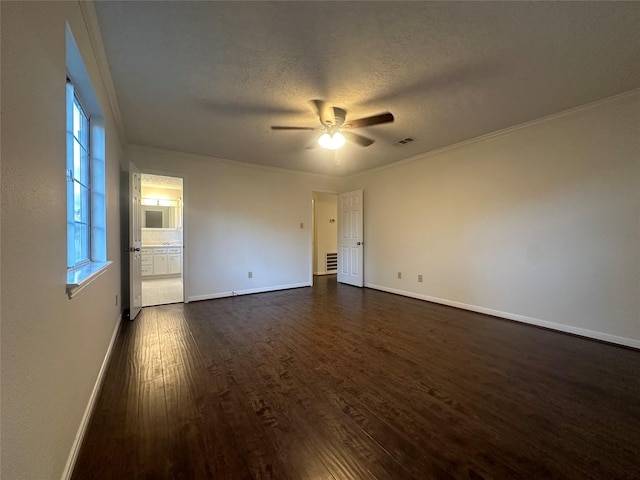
left=72, top=275, right=640, bottom=479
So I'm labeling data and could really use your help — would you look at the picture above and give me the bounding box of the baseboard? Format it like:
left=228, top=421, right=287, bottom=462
left=365, top=283, right=640, bottom=350
left=61, top=312, right=123, bottom=480
left=188, top=291, right=235, bottom=302
left=188, top=282, right=311, bottom=302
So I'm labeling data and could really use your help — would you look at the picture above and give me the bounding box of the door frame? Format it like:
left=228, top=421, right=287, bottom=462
left=137, top=169, right=189, bottom=303
left=309, top=189, right=340, bottom=286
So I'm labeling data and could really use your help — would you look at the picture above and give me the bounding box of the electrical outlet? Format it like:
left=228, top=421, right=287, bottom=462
left=300, top=222, right=304, bottom=229
left=248, top=271, right=253, bottom=279
left=397, top=272, right=402, bottom=279
left=418, top=274, right=423, bottom=283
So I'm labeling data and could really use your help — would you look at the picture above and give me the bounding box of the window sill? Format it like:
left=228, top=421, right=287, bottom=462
left=66, top=261, right=112, bottom=299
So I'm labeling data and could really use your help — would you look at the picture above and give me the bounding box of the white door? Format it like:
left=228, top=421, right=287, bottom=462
left=129, top=163, right=142, bottom=320
left=337, top=189, right=364, bottom=287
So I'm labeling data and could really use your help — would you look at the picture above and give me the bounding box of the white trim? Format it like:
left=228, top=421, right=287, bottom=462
left=78, top=0, right=126, bottom=144
left=61, top=312, right=123, bottom=480
left=310, top=190, right=340, bottom=287
left=365, top=283, right=640, bottom=350
left=347, top=88, right=640, bottom=180
left=128, top=89, right=640, bottom=181
left=137, top=169, right=188, bottom=304
left=188, top=291, right=235, bottom=302
left=66, top=261, right=113, bottom=299
left=188, top=282, right=310, bottom=302
left=310, top=195, right=315, bottom=287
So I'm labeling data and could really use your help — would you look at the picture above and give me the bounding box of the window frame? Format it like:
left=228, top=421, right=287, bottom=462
left=65, top=21, right=111, bottom=298
left=67, top=78, right=93, bottom=270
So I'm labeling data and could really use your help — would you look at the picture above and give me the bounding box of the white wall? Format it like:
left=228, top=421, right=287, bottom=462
left=127, top=146, right=340, bottom=300
left=344, top=92, right=640, bottom=347
left=142, top=184, right=183, bottom=201
left=313, top=192, right=338, bottom=274
left=1, top=3, right=123, bottom=479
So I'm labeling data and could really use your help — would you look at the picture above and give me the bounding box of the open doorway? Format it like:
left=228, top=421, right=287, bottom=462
left=312, top=192, right=338, bottom=284
left=140, top=174, right=184, bottom=306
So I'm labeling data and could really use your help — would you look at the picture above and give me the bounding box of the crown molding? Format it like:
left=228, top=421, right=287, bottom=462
left=78, top=0, right=126, bottom=145
left=347, top=87, right=640, bottom=180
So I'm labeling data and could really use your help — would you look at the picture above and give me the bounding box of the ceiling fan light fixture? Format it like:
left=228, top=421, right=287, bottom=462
left=318, top=132, right=345, bottom=150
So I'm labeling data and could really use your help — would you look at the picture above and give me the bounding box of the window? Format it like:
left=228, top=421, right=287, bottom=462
left=65, top=24, right=110, bottom=298
left=67, top=80, right=91, bottom=268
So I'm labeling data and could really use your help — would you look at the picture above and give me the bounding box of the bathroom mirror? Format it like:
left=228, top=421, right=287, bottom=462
left=142, top=205, right=177, bottom=229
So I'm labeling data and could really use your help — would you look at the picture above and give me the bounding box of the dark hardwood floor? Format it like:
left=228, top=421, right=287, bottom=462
left=72, top=275, right=640, bottom=479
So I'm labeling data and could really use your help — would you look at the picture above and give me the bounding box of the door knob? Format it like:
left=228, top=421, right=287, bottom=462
left=356, top=242, right=362, bottom=246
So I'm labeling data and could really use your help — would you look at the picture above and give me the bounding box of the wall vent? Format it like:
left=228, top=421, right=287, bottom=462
left=325, top=252, right=338, bottom=272
left=396, top=137, right=415, bottom=145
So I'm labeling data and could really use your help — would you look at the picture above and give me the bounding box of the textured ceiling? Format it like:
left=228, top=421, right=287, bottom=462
left=94, top=1, right=640, bottom=176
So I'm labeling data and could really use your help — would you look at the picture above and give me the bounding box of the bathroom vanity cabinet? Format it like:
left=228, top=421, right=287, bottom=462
left=141, top=246, right=182, bottom=277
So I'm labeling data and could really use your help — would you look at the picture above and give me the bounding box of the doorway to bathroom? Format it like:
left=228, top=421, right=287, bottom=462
left=140, top=173, right=184, bottom=306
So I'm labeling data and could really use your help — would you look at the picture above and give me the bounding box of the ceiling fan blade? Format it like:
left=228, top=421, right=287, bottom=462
left=333, top=107, right=347, bottom=127
left=312, top=99, right=335, bottom=126
left=342, top=131, right=374, bottom=147
left=345, top=112, right=394, bottom=129
left=271, top=126, right=316, bottom=130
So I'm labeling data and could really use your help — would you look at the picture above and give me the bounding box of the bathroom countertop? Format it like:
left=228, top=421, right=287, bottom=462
left=142, top=244, right=183, bottom=248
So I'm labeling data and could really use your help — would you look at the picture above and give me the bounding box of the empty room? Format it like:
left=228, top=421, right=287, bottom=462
left=1, top=1, right=639, bottom=479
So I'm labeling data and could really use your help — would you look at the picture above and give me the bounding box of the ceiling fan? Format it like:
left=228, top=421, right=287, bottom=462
left=271, top=100, right=394, bottom=149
